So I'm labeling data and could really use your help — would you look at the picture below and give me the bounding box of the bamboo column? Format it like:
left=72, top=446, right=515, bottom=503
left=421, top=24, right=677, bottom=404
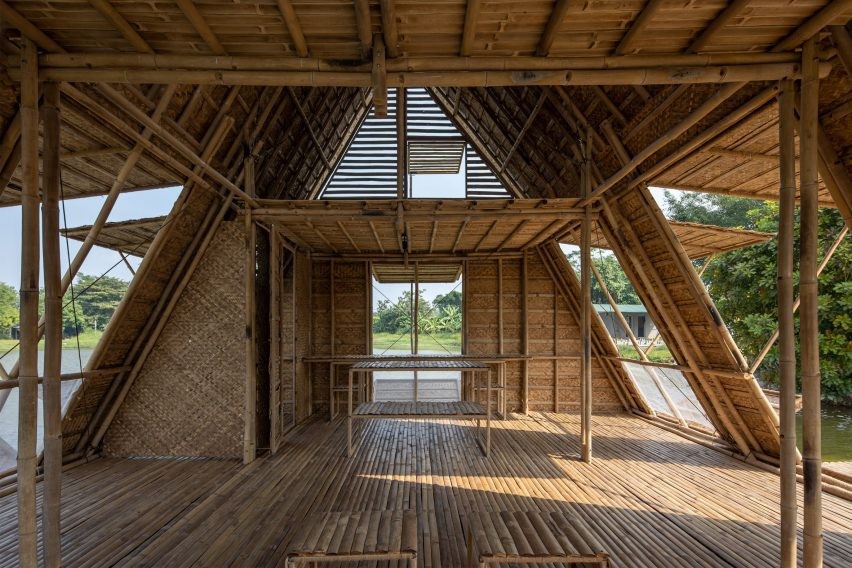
left=17, top=38, right=39, bottom=568
left=580, top=132, right=593, bottom=463
left=777, top=78, right=797, bottom=568
left=396, top=87, right=406, bottom=199
left=41, top=80, right=62, bottom=568
left=244, top=148, right=257, bottom=465
left=522, top=251, right=529, bottom=415
left=799, top=38, right=822, bottom=567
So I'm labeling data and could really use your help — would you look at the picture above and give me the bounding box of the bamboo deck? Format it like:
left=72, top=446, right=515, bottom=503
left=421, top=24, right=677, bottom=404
left=1, top=413, right=850, bottom=567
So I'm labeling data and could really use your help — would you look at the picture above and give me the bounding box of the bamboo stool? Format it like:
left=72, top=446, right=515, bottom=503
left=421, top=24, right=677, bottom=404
left=464, top=511, right=609, bottom=567
left=285, top=510, right=417, bottom=567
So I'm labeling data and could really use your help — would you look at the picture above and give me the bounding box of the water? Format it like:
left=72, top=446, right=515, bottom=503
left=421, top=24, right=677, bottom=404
left=797, top=404, right=852, bottom=462
left=0, top=347, right=94, bottom=375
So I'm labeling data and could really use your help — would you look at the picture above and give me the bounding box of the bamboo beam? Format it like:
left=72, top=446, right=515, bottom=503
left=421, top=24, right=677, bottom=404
left=24, top=62, right=816, bottom=87
left=40, top=81, right=62, bottom=568
left=0, top=1, right=64, bottom=53
left=799, top=38, right=822, bottom=567
left=379, top=0, right=399, bottom=58
left=87, top=0, right=154, bottom=53
left=24, top=51, right=803, bottom=71
left=372, top=35, right=388, bottom=118
left=396, top=87, right=406, bottom=198
left=67, top=83, right=257, bottom=206
left=772, top=1, right=852, bottom=53
left=815, top=122, right=852, bottom=228
left=829, top=25, right=852, bottom=77
left=499, top=93, right=545, bottom=172
left=615, top=0, right=665, bottom=55
left=628, top=85, right=779, bottom=190
left=175, top=0, right=227, bottom=55
left=777, top=77, right=797, bottom=568
left=586, top=81, right=746, bottom=203
left=286, top=87, right=332, bottom=170
left=706, top=147, right=780, bottom=163
left=536, top=0, right=570, bottom=57
left=16, top=38, right=39, bottom=568
left=460, top=0, right=481, bottom=56
left=275, top=0, right=309, bottom=57
left=687, top=0, right=751, bottom=53
left=353, top=0, right=372, bottom=59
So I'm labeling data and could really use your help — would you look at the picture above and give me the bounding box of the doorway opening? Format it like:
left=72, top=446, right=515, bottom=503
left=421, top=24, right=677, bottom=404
left=371, top=263, right=462, bottom=401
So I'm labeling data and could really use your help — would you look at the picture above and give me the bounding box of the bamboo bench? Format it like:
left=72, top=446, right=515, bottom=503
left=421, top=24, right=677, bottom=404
left=285, top=510, right=418, bottom=567
left=464, top=511, right=609, bottom=567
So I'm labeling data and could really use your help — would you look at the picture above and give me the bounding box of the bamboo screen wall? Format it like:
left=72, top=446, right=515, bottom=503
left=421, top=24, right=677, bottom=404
left=465, top=256, right=623, bottom=413
left=103, top=221, right=246, bottom=458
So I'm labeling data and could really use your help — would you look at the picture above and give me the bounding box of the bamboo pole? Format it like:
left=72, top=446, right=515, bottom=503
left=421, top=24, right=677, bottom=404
left=777, top=78, right=797, bottom=568
left=396, top=87, right=406, bottom=199
left=244, top=207, right=257, bottom=463
left=522, top=251, right=529, bottom=415
left=41, top=80, right=62, bottom=568
left=372, top=35, right=388, bottom=118
left=580, top=135, right=592, bottom=463
left=799, top=37, right=822, bottom=568
left=16, top=38, right=39, bottom=568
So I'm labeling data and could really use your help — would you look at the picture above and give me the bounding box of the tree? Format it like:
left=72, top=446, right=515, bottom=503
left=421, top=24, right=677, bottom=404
left=433, top=290, right=461, bottom=314
left=0, top=282, right=17, bottom=338
left=664, top=190, right=762, bottom=229
left=72, top=274, right=129, bottom=331
left=566, top=251, right=640, bottom=305
left=665, top=192, right=851, bottom=404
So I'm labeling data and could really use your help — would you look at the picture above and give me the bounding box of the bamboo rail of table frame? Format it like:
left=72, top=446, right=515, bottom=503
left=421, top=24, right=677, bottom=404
left=347, top=360, right=492, bottom=458
left=325, top=356, right=510, bottom=421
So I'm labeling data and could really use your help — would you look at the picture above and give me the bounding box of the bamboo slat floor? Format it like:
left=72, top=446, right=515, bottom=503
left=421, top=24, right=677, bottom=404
left=0, top=413, right=850, bottom=567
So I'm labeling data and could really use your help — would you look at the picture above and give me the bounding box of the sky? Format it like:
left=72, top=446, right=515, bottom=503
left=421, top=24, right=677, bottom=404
left=0, top=186, right=182, bottom=289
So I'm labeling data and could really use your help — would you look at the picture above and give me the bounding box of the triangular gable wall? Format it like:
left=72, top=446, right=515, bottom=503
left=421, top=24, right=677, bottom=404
left=321, top=88, right=509, bottom=199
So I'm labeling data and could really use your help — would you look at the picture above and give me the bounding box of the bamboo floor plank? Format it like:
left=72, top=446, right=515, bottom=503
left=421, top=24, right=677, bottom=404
left=0, top=413, right=849, bottom=567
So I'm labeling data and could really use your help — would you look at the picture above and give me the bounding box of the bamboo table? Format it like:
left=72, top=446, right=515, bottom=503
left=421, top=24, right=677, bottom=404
left=285, top=510, right=417, bottom=567
left=464, top=510, right=610, bottom=567
left=348, top=360, right=492, bottom=457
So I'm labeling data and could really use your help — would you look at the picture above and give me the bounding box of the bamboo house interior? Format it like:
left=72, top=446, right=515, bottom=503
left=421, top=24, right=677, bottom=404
left=0, top=1, right=851, bottom=566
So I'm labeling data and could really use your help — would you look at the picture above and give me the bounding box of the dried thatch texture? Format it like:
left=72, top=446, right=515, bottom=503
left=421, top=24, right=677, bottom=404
left=103, top=221, right=245, bottom=458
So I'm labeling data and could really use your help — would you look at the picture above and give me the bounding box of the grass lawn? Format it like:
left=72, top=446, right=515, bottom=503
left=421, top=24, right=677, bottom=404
left=373, top=331, right=461, bottom=354
left=0, top=329, right=104, bottom=354
left=617, top=344, right=675, bottom=364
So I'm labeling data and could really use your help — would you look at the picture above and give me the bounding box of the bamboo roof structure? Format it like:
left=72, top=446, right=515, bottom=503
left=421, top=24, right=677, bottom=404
left=0, top=2, right=851, bottom=564
left=64, top=210, right=775, bottom=260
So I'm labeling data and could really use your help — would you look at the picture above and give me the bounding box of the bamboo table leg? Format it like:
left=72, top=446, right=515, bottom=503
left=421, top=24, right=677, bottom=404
left=486, top=369, right=491, bottom=457
left=347, top=368, right=354, bottom=456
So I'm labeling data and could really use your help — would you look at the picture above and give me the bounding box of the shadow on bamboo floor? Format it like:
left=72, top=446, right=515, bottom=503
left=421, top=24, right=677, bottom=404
left=0, top=413, right=849, bottom=567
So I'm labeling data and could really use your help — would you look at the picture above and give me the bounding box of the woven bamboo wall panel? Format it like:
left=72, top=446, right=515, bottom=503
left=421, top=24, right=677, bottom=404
left=102, top=221, right=245, bottom=458
left=466, top=256, right=623, bottom=412
left=294, top=252, right=312, bottom=423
